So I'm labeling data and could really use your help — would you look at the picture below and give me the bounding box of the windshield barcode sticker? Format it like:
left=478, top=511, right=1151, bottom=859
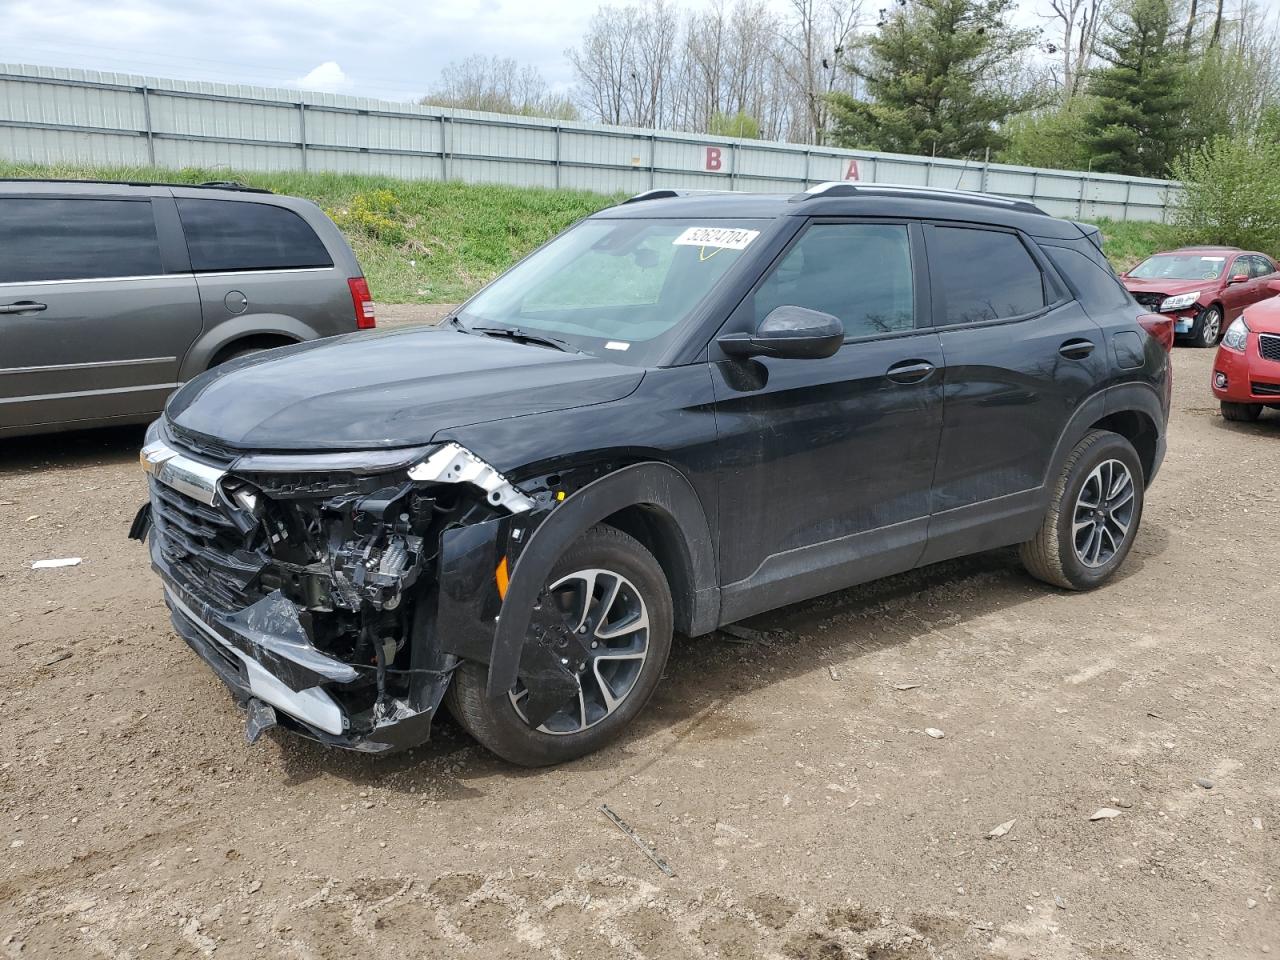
left=672, top=227, right=760, bottom=250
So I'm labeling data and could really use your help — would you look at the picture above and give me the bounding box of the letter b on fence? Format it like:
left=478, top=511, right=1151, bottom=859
left=705, top=147, right=722, bottom=172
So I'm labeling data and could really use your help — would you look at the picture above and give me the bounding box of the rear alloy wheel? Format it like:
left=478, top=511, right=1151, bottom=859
left=1020, top=430, right=1145, bottom=590
left=1190, top=306, right=1223, bottom=348
left=445, top=525, right=672, bottom=766
left=1221, top=401, right=1263, bottom=422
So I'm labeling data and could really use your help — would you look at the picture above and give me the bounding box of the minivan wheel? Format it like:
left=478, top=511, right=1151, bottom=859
left=445, top=524, right=673, bottom=766
left=1221, top=401, right=1263, bottom=422
left=1190, top=306, right=1223, bottom=347
left=1020, top=430, right=1145, bottom=590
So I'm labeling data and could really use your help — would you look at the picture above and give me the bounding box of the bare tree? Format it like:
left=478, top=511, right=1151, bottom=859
left=423, top=55, right=577, bottom=119
left=1208, top=0, right=1225, bottom=47
left=1043, top=0, right=1102, bottom=98
left=568, top=6, right=642, bottom=124
left=629, top=0, right=680, bottom=127
left=567, top=0, right=861, bottom=143
left=1183, top=0, right=1200, bottom=49
left=775, top=0, right=864, bottom=144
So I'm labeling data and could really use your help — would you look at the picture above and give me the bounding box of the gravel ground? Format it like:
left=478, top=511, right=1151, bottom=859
left=0, top=340, right=1277, bottom=960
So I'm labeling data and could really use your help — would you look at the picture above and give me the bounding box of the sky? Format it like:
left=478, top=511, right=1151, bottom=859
left=0, top=0, right=609, bottom=102
left=3, top=0, right=1278, bottom=106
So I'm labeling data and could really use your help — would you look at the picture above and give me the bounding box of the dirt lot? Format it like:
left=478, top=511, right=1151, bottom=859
left=1, top=332, right=1277, bottom=960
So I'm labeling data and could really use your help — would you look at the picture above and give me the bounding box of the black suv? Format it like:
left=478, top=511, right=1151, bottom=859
left=132, top=184, right=1171, bottom=766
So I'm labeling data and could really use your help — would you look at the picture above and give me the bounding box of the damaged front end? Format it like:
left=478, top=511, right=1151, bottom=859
left=133, top=425, right=542, bottom=752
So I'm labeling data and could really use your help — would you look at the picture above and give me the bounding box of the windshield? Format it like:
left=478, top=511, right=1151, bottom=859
left=457, top=217, right=769, bottom=364
left=1128, top=253, right=1228, bottom=281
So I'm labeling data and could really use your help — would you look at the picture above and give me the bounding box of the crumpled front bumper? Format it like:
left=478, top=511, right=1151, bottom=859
left=150, top=533, right=437, bottom=753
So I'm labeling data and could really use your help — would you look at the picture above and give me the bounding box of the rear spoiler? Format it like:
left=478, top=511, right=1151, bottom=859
left=1074, top=221, right=1104, bottom=251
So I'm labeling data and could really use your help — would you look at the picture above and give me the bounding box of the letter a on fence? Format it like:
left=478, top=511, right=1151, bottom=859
left=845, top=160, right=860, bottom=181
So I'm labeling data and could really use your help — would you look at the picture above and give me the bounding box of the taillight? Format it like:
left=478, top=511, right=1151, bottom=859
left=348, top=277, right=376, bottom=329
left=1137, top=312, right=1174, bottom=351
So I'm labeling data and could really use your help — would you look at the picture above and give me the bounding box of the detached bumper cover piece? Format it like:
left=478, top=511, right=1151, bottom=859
left=166, top=583, right=346, bottom=735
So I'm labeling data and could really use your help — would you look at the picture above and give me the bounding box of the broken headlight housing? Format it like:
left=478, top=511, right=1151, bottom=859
left=227, top=442, right=532, bottom=619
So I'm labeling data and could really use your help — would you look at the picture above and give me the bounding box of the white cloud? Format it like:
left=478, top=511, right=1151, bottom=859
left=292, top=60, right=350, bottom=93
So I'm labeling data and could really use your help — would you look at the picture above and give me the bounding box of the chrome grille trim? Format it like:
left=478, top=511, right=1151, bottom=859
left=140, top=439, right=226, bottom=505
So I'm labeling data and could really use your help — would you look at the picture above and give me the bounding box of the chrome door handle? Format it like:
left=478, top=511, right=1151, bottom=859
left=0, top=301, right=47, bottom=314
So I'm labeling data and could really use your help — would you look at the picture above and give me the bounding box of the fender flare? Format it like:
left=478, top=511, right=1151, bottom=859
left=1043, top=382, right=1166, bottom=491
left=178, top=313, right=319, bottom=380
left=485, top=461, right=719, bottom=698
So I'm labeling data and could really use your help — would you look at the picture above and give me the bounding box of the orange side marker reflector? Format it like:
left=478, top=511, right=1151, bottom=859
left=495, top=557, right=510, bottom=599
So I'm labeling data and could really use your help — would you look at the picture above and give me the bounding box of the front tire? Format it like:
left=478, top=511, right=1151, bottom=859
left=1020, top=430, right=1145, bottom=590
left=1221, top=401, right=1263, bottom=422
left=1190, top=306, right=1223, bottom=348
left=445, top=524, right=673, bottom=766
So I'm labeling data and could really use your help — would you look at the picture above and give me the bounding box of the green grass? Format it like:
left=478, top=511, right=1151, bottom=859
left=0, top=162, right=1182, bottom=300
left=1092, top=217, right=1181, bottom=273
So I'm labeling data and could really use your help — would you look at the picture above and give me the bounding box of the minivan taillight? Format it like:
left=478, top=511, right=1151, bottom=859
left=348, top=277, right=376, bottom=329
left=1137, top=312, right=1174, bottom=351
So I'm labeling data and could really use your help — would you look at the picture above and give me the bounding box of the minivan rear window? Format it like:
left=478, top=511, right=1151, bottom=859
left=176, top=199, right=333, bottom=273
left=0, top=198, right=163, bottom=283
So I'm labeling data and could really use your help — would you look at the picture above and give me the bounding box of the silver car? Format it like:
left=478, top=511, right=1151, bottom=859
left=0, top=179, right=373, bottom=438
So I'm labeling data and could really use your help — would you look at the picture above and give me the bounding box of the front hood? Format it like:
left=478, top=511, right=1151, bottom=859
left=1121, top=277, right=1210, bottom=297
left=167, top=326, right=645, bottom=450
left=1242, top=298, right=1280, bottom=334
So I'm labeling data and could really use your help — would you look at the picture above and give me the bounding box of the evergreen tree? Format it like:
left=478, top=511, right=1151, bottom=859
left=827, top=0, right=1040, bottom=158
left=1083, top=0, right=1192, bottom=177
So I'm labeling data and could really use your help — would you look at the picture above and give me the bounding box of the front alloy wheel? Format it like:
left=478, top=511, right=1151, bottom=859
left=1192, top=306, right=1222, bottom=348
left=509, top=568, right=651, bottom=734
left=446, top=525, right=673, bottom=766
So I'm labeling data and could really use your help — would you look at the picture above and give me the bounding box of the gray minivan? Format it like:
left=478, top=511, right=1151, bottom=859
left=0, top=179, right=374, bottom=438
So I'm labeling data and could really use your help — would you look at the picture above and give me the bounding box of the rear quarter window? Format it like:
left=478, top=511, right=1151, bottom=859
left=176, top=198, right=333, bottom=272
left=0, top=197, right=162, bottom=283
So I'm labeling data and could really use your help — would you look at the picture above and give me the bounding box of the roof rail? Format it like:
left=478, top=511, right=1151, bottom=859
left=791, top=181, right=1047, bottom=216
left=196, top=180, right=273, bottom=193
left=623, top=188, right=735, bottom=204
left=0, top=177, right=273, bottom=194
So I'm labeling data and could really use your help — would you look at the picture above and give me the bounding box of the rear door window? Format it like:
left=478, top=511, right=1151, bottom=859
left=176, top=199, right=332, bottom=273
left=0, top=198, right=162, bottom=283
left=929, top=226, right=1046, bottom=325
left=1250, top=255, right=1275, bottom=278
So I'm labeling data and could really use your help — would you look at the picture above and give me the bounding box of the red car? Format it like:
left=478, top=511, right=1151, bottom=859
left=1212, top=285, right=1280, bottom=421
left=1121, top=246, right=1280, bottom=348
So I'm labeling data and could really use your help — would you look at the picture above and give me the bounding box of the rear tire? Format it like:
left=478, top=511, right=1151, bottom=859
left=1020, top=430, right=1145, bottom=591
left=1190, top=306, right=1223, bottom=348
left=445, top=524, right=673, bottom=766
left=1221, top=401, right=1263, bottom=422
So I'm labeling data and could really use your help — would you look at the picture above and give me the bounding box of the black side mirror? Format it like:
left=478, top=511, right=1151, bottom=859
left=717, top=306, right=845, bottom=360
